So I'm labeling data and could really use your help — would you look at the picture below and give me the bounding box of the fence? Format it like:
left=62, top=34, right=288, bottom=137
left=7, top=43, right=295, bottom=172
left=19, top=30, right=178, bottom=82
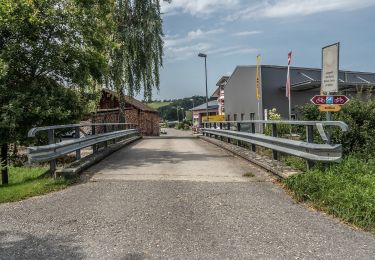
left=202, top=120, right=349, bottom=170
left=27, top=123, right=140, bottom=175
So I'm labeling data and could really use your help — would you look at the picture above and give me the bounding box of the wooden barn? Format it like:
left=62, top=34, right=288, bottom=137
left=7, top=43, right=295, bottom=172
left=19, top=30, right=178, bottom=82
left=86, top=89, right=160, bottom=136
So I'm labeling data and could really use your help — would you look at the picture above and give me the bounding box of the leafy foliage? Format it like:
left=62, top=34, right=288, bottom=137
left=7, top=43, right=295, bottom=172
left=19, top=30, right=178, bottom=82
left=297, top=94, right=375, bottom=158
left=109, top=0, right=166, bottom=122
left=0, top=0, right=113, bottom=145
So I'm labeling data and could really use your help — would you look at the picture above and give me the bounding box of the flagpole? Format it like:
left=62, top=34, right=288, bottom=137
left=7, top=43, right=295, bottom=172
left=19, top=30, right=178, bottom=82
left=288, top=65, right=292, bottom=120
left=255, top=54, right=261, bottom=132
left=286, top=51, right=292, bottom=120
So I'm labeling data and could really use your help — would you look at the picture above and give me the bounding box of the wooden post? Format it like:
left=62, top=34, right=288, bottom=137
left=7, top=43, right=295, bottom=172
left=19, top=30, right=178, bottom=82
left=272, top=124, right=278, bottom=160
left=306, top=125, right=315, bottom=170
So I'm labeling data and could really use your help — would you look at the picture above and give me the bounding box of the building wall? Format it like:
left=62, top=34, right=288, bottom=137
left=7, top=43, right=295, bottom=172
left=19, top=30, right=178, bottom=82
left=224, top=66, right=263, bottom=121
left=261, top=66, right=319, bottom=118
left=83, top=108, right=159, bottom=136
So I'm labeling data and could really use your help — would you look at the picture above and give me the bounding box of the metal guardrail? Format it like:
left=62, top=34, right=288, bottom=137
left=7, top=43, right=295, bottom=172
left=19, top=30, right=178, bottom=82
left=27, top=123, right=140, bottom=175
left=202, top=120, right=349, bottom=169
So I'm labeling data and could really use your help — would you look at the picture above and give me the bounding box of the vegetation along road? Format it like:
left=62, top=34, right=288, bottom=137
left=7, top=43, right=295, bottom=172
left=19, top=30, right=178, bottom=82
left=0, top=129, right=374, bottom=259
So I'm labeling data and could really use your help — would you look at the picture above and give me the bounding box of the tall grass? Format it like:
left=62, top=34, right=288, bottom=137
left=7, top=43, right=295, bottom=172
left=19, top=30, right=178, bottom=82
left=284, top=156, right=375, bottom=232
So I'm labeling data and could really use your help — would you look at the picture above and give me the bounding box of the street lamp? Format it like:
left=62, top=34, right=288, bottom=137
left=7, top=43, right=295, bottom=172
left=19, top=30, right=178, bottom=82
left=198, top=53, right=209, bottom=123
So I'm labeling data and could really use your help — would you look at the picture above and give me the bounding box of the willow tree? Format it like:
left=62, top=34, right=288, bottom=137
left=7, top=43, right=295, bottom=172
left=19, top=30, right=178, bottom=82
left=110, top=0, right=167, bottom=122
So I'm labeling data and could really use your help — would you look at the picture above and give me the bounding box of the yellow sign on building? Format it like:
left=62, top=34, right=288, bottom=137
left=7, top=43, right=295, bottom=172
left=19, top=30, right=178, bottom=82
left=202, top=115, right=225, bottom=122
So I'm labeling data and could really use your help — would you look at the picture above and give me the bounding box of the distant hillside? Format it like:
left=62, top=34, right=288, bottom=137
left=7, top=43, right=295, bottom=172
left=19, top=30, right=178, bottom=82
left=145, top=101, right=172, bottom=109
left=146, top=96, right=213, bottom=121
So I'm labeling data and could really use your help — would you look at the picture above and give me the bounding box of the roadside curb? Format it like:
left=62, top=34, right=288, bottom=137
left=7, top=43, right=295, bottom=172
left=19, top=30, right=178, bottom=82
left=57, top=136, right=142, bottom=177
left=199, top=136, right=301, bottom=179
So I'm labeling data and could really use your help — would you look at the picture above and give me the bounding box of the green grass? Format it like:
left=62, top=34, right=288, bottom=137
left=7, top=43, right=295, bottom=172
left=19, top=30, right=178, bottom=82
left=284, top=156, right=375, bottom=233
left=145, top=101, right=171, bottom=109
left=0, top=166, right=75, bottom=203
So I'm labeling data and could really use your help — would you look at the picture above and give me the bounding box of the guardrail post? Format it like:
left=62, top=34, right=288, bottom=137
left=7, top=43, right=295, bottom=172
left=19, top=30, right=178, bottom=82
left=219, top=123, right=223, bottom=141
left=92, top=124, right=97, bottom=153
left=75, top=126, right=81, bottom=161
left=250, top=122, right=256, bottom=152
left=306, top=125, right=315, bottom=170
left=237, top=122, right=241, bottom=146
left=227, top=122, right=231, bottom=143
left=48, top=129, right=56, bottom=177
left=112, top=124, right=115, bottom=144
left=213, top=122, right=217, bottom=139
left=271, top=123, right=278, bottom=160
left=104, top=125, right=108, bottom=148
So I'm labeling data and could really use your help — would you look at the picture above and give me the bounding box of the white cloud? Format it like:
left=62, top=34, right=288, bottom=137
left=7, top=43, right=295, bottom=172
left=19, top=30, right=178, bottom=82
left=228, top=0, right=375, bottom=20
left=219, top=48, right=257, bottom=57
left=161, top=0, right=240, bottom=15
left=164, top=28, right=225, bottom=62
left=233, top=30, right=262, bottom=37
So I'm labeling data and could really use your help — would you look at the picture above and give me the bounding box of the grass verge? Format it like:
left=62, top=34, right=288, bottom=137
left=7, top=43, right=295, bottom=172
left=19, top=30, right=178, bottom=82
left=283, top=156, right=375, bottom=233
left=0, top=166, right=76, bottom=203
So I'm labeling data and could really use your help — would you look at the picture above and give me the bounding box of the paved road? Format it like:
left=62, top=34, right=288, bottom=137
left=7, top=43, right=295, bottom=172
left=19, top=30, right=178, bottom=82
left=0, top=129, right=374, bottom=259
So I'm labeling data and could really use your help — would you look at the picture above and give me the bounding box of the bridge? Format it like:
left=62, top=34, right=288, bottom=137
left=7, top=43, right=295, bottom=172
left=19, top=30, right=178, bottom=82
left=1, top=126, right=375, bottom=259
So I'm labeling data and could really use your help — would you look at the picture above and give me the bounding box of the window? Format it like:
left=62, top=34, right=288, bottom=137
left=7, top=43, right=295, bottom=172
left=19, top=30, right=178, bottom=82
left=250, top=113, right=255, bottom=120
left=291, top=114, right=296, bottom=120
left=234, top=114, right=237, bottom=121
left=227, top=115, right=230, bottom=121
left=241, top=113, right=244, bottom=121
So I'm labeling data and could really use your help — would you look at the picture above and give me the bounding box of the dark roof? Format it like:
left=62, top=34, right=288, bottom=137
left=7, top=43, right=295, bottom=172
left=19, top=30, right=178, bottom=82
left=191, top=100, right=218, bottom=111
left=216, top=76, right=230, bottom=86
left=232, top=65, right=375, bottom=92
left=101, top=89, right=158, bottom=113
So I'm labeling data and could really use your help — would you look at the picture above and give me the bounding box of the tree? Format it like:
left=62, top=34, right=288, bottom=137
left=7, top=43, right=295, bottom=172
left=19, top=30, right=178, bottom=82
left=0, top=0, right=113, bottom=183
left=109, top=0, right=166, bottom=122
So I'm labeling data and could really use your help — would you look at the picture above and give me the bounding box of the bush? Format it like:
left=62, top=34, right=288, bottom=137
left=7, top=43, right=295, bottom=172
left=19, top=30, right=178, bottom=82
left=297, top=94, right=375, bottom=159
left=264, top=108, right=291, bottom=137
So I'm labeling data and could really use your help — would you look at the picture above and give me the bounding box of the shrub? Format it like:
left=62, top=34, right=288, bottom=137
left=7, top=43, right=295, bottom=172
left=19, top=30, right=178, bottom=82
left=297, top=94, right=375, bottom=159
left=264, top=108, right=291, bottom=137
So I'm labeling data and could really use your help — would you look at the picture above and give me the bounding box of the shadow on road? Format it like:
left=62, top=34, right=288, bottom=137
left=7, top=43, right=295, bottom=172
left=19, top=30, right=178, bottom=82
left=0, top=231, right=84, bottom=260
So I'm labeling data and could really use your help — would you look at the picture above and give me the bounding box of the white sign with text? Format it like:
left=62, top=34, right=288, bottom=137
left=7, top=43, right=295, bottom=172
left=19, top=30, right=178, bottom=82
left=322, top=43, right=339, bottom=93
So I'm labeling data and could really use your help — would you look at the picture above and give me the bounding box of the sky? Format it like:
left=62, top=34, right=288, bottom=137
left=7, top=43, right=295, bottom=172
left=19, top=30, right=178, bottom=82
left=152, top=0, right=375, bottom=100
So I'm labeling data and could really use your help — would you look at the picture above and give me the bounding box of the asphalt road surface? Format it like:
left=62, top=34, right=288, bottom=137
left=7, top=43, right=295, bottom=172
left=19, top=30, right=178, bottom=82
left=1, top=129, right=374, bottom=259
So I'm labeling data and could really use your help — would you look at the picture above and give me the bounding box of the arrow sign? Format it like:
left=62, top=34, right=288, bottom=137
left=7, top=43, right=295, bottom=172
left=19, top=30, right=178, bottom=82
left=311, top=95, right=350, bottom=105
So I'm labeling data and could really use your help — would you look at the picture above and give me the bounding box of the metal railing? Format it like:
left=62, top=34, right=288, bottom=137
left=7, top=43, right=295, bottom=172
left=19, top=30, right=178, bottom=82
left=27, top=123, right=140, bottom=174
left=202, top=120, right=349, bottom=169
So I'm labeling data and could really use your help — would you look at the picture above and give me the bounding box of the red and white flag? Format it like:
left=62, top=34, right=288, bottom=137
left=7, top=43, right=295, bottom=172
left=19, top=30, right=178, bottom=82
left=286, top=51, right=292, bottom=98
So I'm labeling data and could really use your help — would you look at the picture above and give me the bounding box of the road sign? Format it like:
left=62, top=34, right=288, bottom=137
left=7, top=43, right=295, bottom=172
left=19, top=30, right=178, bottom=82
left=322, top=43, right=339, bottom=93
left=319, top=105, right=342, bottom=112
left=311, top=95, right=349, bottom=105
